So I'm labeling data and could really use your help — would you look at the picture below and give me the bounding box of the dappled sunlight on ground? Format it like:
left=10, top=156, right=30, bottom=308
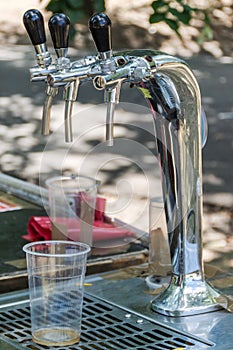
left=203, top=205, right=233, bottom=273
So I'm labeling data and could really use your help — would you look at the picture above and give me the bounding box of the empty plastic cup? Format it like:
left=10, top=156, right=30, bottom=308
left=23, top=240, right=90, bottom=346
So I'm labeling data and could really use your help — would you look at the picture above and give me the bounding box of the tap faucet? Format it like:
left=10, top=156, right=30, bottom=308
left=23, top=9, right=53, bottom=136
left=48, top=13, right=78, bottom=142
left=89, top=13, right=120, bottom=146
left=23, top=10, right=74, bottom=141
left=23, top=11, right=221, bottom=316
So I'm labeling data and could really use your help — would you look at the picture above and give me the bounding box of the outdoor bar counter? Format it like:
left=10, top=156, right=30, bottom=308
left=0, top=173, right=233, bottom=350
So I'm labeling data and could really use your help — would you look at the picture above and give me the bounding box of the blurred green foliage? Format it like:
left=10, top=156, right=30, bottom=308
left=45, top=0, right=105, bottom=22
left=44, top=0, right=105, bottom=37
left=43, top=0, right=213, bottom=43
left=149, top=0, right=213, bottom=43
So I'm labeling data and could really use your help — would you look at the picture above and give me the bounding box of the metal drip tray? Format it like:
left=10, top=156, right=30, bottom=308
left=0, top=293, right=213, bottom=350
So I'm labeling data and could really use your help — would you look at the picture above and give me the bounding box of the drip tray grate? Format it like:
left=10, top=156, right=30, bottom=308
left=0, top=293, right=213, bottom=349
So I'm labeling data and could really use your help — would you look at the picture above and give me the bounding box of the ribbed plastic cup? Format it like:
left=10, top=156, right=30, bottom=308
left=23, top=240, right=90, bottom=346
left=46, top=175, right=98, bottom=246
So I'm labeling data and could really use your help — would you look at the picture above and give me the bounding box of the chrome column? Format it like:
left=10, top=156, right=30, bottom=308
left=141, top=57, right=221, bottom=315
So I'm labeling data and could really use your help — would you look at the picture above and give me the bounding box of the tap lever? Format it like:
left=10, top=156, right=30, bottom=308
left=89, top=13, right=112, bottom=59
left=23, top=9, right=51, bottom=68
left=23, top=9, right=46, bottom=46
left=48, top=13, right=70, bottom=59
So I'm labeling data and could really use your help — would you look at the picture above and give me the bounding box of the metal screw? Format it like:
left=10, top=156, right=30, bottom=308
left=145, top=55, right=153, bottom=62
left=117, top=57, right=126, bottom=66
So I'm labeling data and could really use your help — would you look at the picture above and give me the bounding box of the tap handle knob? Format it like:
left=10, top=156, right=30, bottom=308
left=89, top=13, right=112, bottom=54
left=23, top=9, right=46, bottom=46
left=48, top=13, right=70, bottom=52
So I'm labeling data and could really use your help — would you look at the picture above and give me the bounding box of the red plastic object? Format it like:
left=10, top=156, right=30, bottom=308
left=22, top=197, right=136, bottom=242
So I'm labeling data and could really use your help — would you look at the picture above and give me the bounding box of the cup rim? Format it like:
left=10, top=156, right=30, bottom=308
left=45, top=175, right=98, bottom=192
left=23, top=240, right=91, bottom=257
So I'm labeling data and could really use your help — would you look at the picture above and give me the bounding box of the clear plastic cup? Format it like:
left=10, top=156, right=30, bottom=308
left=46, top=175, right=98, bottom=247
left=23, top=240, right=90, bottom=346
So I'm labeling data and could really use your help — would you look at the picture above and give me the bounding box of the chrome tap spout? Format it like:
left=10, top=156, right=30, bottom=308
left=63, top=79, right=79, bottom=142
left=104, top=83, right=121, bottom=146
left=42, top=85, right=58, bottom=135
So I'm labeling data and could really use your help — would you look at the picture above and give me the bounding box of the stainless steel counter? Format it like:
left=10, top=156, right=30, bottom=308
left=1, top=269, right=233, bottom=349
left=85, top=270, right=233, bottom=349
left=0, top=175, right=232, bottom=349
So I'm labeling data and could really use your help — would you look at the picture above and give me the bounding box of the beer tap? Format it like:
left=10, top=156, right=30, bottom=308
left=23, top=9, right=57, bottom=82
left=23, top=10, right=72, bottom=138
left=23, top=10, right=53, bottom=135
left=48, top=13, right=75, bottom=142
left=89, top=13, right=120, bottom=146
left=22, top=10, right=49, bottom=135
left=24, top=11, right=222, bottom=316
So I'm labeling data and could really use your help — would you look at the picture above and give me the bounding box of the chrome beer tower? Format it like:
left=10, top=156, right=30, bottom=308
left=23, top=9, right=221, bottom=316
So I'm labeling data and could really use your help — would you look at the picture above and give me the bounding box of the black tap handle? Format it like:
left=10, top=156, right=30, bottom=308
left=89, top=13, right=112, bottom=53
left=48, top=13, right=70, bottom=49
left=23, top=9, right=46, bottom=46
